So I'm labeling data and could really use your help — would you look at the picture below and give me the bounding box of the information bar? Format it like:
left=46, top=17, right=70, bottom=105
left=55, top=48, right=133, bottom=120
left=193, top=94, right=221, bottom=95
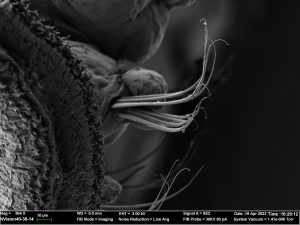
left=0, top=210, right=299, bottom=224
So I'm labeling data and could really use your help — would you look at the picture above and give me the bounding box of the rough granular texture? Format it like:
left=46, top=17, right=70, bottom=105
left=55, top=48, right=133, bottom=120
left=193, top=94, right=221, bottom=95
left=0, top=48, right=61, bottom=210
left=0, top=0, right=104, bottom=209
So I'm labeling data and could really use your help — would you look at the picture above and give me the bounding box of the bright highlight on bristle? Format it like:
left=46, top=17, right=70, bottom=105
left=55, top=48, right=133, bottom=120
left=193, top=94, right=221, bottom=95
left=111, top=19, right=229, bottom=133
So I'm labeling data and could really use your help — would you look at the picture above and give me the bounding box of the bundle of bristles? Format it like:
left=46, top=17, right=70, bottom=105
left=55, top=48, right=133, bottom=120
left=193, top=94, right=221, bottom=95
left=102, top=20, right=229, bottom=210
left=113, top=19, right=225, bottom=133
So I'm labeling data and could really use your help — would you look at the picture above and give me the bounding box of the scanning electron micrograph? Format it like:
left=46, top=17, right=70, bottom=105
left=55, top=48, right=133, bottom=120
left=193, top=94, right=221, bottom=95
left=0, top=0, right=209, bottom=210
left=1, top=0, right=300, bottom=216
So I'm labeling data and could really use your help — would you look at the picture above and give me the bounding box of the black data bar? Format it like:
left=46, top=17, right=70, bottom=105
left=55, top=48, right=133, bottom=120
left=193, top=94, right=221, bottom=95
left=0, top=210, right=299, bottom=224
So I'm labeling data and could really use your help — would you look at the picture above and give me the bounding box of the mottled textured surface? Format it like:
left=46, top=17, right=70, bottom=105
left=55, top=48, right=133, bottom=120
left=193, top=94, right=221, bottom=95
left=0, top=0, right=104, bottom=209
left=0, top=83, right=46, bottom=210
left=0, top=48, right=61, bottom=210
left=122, top=68, right=168, bottom=96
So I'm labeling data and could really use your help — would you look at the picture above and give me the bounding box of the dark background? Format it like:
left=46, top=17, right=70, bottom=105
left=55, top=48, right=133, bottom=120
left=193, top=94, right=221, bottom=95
left=106, top=0, right=300, bottom=209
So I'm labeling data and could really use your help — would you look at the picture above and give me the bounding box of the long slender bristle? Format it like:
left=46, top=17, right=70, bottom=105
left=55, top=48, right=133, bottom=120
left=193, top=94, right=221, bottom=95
left=110, top=20, right=227, bottom=133
left=100, top=161, right=205, bottom=210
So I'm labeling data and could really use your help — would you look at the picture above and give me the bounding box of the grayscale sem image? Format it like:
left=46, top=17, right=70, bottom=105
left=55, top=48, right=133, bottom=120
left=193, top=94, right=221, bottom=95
left=0, top=0, right=299, bottom=212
